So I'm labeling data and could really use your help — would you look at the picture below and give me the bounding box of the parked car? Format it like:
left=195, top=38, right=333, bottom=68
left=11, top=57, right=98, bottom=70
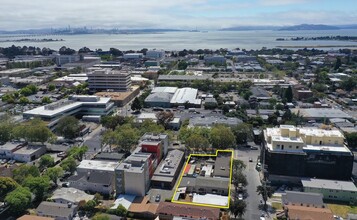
left=250, top=146, right=258, bottom=150
left=238, top=193, right=243, bottom=200
left=155, top=194, right=161, bottom=202
left=62, top=182, right=70, bottom=187
left=249, top=157, right=253, bottom=162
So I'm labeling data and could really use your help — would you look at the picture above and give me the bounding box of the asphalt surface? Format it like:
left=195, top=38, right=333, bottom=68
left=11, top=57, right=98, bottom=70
left=235, top=143, right=266, bottom=220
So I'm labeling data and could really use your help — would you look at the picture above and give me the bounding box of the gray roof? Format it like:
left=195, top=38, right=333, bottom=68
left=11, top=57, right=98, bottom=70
left=205, top=97, right=217, bottom=104
left=145, top=92, right=173, bottom=103
left=36, top=201, right=76, bottom=218
left=296, top=108, right=353, bottom=119
left=195, top=176, right=230, bottom=190
left=213, top=152, right=232, bottom=178
left=153, top=150, right=184, bottom=179
left=94, top=152, right=125, bottom=161
left=302, top=178, right=357, bottom=192
left=250, top=86, right=271, bottom=98
left=158, top=75, right=212, bottom=81
left=51, top=187, right=94, bottom=204
left=189, top=116, right=242, bottom=128
left=68, top=172, right=113, bottom=185
left=282, top=191, right=324, bottom=207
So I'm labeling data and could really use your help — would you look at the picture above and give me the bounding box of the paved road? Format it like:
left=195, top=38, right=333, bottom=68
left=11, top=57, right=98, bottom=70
left=235, top=143, right=265, bottom=220
left=82, top=125, right=104, bottom=159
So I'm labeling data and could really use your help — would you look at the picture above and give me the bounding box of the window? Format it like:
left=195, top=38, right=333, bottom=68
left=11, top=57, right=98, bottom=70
left=335, top=141, right=338, bottom=145
left=296, top=146, right=299, bottom=149
left=289, top=145, right=292, bottom=149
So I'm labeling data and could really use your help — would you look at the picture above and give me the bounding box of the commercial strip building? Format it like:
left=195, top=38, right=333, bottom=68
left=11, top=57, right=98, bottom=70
left=151, top=150, right=185, bottom=189
left=145, top=87, right=201, bottom=108
left=12, top=145, right=46, bottom=162
left=95, top=85, right=140, bottom=107
left=87, top=68, right=131, bottom=92
left=189, top=116, right=242, bottom=128
left=292, top=108, right=353, bottom=122
left=302, top=178, right=357, bottom=204
left=263, top=125, right=354, bottom=181
left=23, top=95, right=115, bottom=127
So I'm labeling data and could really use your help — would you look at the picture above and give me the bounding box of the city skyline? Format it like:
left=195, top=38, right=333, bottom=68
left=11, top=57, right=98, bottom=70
left=1, top=0, right=357, bottom=30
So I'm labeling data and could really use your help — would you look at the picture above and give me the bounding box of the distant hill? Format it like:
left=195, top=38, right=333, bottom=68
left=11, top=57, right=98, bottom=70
left=278, top=24, right=340, bottom=31
left=220, top=26, right=278, bottom=31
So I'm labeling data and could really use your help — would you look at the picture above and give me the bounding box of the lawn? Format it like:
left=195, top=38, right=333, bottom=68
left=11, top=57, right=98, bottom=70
left=327, top=204, right=357, bottom=218
left=272, top=202, right=283, bottom=211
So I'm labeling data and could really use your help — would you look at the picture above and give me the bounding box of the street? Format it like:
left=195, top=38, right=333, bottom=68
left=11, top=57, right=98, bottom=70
left=235, top=143, right=266, bottom=220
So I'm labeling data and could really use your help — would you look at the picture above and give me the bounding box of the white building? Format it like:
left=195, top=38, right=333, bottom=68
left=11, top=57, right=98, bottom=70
left=87, top=68, right=131, bottom=92
left=51, top=187, right=94, bottom=205
left=55, top=54, right=80, bottom=66
left=123, top=53, right=144, bottom=59
left=146, top=49, right=165, bottom=59
left=23, top=95, right=115, bottom=127
left=170, top=87, right=201, bottom=107
left=0, top=142, right=24, bottom=159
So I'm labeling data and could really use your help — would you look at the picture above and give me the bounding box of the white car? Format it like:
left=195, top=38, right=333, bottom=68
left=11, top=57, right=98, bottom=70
left=238, top=193, right=243, bottom=200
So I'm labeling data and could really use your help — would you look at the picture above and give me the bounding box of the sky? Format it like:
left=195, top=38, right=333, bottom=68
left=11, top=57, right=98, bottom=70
left=0, top=0, right=356, bottom=30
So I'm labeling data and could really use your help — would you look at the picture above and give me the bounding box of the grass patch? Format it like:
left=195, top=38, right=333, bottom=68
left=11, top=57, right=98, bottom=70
left=327, top=204, right=357, bottom=218
left=272, top=202, right=283, bottom=211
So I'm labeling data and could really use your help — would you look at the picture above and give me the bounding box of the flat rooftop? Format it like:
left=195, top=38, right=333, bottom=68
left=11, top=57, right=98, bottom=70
left=13, top=145, right=44, bottom=155
left=302, top=178, right=357, bottom=192
left=294, top=108, right=353, bottom=119
left=0, top=142, right=22, bottom=151
left=170, top=87, right=201, bottom=105
left=153, top=150, right=184, bottom=178
left=192, top=193, right=229, bottom=207
left=77, top=160, right=119, bottom=172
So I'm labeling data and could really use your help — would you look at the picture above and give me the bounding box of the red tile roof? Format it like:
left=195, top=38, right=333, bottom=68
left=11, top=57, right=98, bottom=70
left=156, top=202, right=220, bottom=220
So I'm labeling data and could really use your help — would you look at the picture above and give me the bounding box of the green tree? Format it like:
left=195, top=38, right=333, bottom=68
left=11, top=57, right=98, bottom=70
left=0, top=177, right=19, bottom=198
left=56, top=116, right=80, bottom=139
left=0, top=115, right=15, bottom=143
left=257, top=183, right=274, bottom=210
left=229, top=199, right=247, bottom=219
left=83, top=199, right=97, bottom=212
left=60, top=157, right=77, bottom=174
left=177, top=61, right=188, bottom=70
left=42, top=96, right=52, bottom=104
left=5, top=187, right=32, bottom=215
left=284, top=86, right=293, bottom=102
left=102, top=130, right=118, bottom=151
left=138, top=119, right=165, bottom=135
left=131, top=97, right=142, bottom=112
left=210, top=125, right=235, bottom=149
left=13, top=164, right=40, bottom=183
left=12, top=118, right=54, bottom=144
left=115, top=124, right=139, bottom=152
left=44, top=167, right=64, bottom=184
left=19, top=96, right=29, bottom=104
left=222, top=105, right=230, bottom=114
left=232, top=159, right=246, bottom=171
left=101, top=115, right=126, bottom=130
left=185, top=134, right=210, bottom=150
left=106, top=204, right=128, bottom=217
left=23, top=176, right=50, bottom=200
left=67, top=146, right=88, bottom=161
left=345, top=132, right=357, bottom=149
left=39, top=154, right=55, bottom=170
left=232, top=123, right=253, bottom=145
left=334, top=57, right=342, bottom=70
left=341, top=77, right=357, bottom=92
left=47, top=84, right=56, bottom=91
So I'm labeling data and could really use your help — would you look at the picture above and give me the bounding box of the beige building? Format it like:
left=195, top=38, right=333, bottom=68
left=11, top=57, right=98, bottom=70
left=88, top=68, right=131, bottom=92
left=265, top=125, right=347, bottom=152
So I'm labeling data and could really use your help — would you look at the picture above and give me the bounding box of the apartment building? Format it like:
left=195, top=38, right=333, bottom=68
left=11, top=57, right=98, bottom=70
left=87, top=69, right=131, bottom=92
left=263, top=125, right=354, bottom=181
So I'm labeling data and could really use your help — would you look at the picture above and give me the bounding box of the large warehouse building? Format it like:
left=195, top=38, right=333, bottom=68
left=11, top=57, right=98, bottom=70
left=145, top=87, right=202, bottom=108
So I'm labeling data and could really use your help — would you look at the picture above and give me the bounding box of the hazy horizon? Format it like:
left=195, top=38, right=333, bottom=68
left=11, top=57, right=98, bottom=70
left=1, top=0, right=357, bottom=31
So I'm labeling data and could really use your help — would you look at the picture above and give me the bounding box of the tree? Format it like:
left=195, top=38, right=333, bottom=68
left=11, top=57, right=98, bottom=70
left=229, top=199, right=247, bottom=219
left=0, top=177, right=19, bottom=198
left=115, top=124, right=139, bottom=152
left=334, top=57, right=342, bottom=70
left=44, top=167, right=64, bottom=184
left=131, top=97, right=142, bottom=112
left=185, top=134, right=210, bottom=150
left=13, top=164, right=40, bottom=183
left=47, top=84, right=56, bottom=91
left=23, top=176, right=50, bottom=200
left=5, top=187, right=32, bottom=215
left=19, top=97, right=29, bottom=104
left=83, top=199, right=97, bottom=212
left=222, top=105, right=230, bottom=114
left=106, top=204, right=127, bottom=217
left=284, top=86, right=293, bottom=102
left=0, top=115, right=15, bottom=143
left=12, top=118, right=54, bottom=144
left=156, top=111, right=174, bottom=129
left=257, top=183, right=274, bottom=210
left=341, top=76, right=357, bottom=92
left=232, top=123, right=253, bottom=145
left=210, top=125, right=235, bottom=149
left=345, top=132, right=357, bottom=149
left=101, top=115, right=126, bottom=130
left=177, top=61, right=188, bottom=70
left=56, top=116, right=80, bottom=139
left=60, top=157, right=77, bottom=174
left=67, top=146, right=88, bottom=161
left=232, top=159, right=246, bottom=171
left=102, top=130, right=118, bottom=151
left=39, top=155, right=55, bottom=170
left=138, top=119, right=165, bottom=135
left=42, top=96, right=52, bottom=104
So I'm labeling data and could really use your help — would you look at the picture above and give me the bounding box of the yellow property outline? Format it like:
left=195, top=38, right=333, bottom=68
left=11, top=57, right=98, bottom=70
left=171, top=149, right=234, bottom=209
